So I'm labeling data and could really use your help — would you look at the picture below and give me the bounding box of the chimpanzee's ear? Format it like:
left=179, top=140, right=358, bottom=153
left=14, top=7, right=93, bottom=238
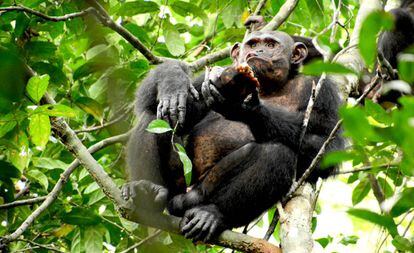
left=231, top=43, right=241, bottom=63
left=291, top=42, right=308, bottom=65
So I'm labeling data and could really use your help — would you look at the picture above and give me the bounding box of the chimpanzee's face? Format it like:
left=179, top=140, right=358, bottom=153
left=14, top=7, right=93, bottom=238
left=231, top=31, right=308, bottom=91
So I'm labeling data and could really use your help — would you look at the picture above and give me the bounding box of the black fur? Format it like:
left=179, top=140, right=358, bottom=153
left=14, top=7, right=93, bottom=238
left=378, top=0, right=414, bottom=68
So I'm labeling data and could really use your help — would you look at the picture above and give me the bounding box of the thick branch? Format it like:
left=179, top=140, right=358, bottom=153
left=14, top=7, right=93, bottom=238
left=279, top=183, right=315, bottom=253
left=0, top=197, right=46, bottom=210
left=189, top=47, right=231, bottom=72
left=0, top=130, right=130, bottom=243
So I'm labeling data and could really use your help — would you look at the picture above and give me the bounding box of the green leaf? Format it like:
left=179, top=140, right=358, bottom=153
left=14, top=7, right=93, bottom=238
left=347, top=208, right=398, bottom=237
left=301, top=60, right=357, bottom=76
left=170, top=1, right=208, bottom=24
left=32, top=157, right=68, bottom=170
left=27, top=169, right=49, bottom=190
left=163, top=21, right=185, bottom=56
left=118, top=1, right=159, bottom=16
left=175, top=143, right=192, bottom=185
left=32, top=62, right=68, bottom=85
left=392, top=236, right=413, bottom=251
left=0, top=113, right=18, bottom=138
left=61, top=207, right=101, bottom=225
left=359, top=11, right=394, bottom=68
left=24, top=41, right=57, bottom=58
left=75, top=97, right=104, bottom=122
left=29, top=114, right=51, bottom=149
left=71, top=228, right=82, bottom=253
left=377, top=177, right=394, bottom=198
left=26, top=74, right=50, bottom=103
left=35, top=104, right=76, bottom=118
left=84, top=227, right=103, bottom=253
left=9, top=130, right=30, bottom=171
left=390, top=188, right=414, bottom=217
left=352, top=178, right=371, bottom=205
left=397, top=53, right=414, bottom=83
left=146, top=119, right=173, bottom=134
left=340, top=235, right=359, bottom=246
left=316, top=236, right=333, bottom=248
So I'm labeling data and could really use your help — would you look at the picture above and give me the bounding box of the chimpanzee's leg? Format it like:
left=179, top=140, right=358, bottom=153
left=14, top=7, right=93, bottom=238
left=122, top=110, right=186, bottom=212
left=176, top=142, right=296, bottom=241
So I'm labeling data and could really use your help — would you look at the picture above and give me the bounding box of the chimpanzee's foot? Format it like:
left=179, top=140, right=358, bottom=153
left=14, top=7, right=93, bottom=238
left=121, top=180, right=168, bottom=212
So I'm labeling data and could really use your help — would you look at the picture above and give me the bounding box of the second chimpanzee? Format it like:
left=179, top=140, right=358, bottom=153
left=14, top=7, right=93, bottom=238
left=122, top=30, right=343, bottom=242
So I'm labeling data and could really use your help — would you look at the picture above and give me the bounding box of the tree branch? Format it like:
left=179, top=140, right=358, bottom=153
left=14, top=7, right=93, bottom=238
left=279, top=183, right=315, bottom=253
left=16, top=238, right=63, bottom=253
left=0, top=3, right=163, bottom=64
left=74, top=106, right=133, bottom=133
left=0, top=130, right=130, bottom=243
left=190, top=0, right=298, bottom=71
left=0, top=196, right=46, bottom=210
left=0, top=5, right=95, bottom=21
left=119, top=230, right=162, bottom=253
left=262, top=0, right=299, bottom=31
left=85, top=0, right=163, bottom=64
left=285, top=75, right=382, bottom=201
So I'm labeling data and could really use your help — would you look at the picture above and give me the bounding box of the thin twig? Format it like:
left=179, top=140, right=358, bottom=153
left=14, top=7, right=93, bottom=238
left=264, top=211, right=279, bottom=240
left=0, top=3, right=162, bottom=64
left=285, top=75, right=381, bottom=201
left=402, top=215, right=414, bottom=237
left=368, top=173, right=386, bottom=207
left=85, top=0, right=162, bottom=64
left=16, top=238, right=64, bottom=253
left=119, top=230, right=162, bottom=253
left=0, top=196, right=46, bottom=210
left=0, top=5, right=95, bottom=21
left=75, top=106, right=133, bottom=133
left=190, top=0, right=298, bottom=71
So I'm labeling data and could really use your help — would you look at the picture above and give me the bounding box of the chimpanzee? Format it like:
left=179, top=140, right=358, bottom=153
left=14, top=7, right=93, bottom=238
left=122, top=30, right=343, bottom=242
left=378, top=0, right=414, bottom=69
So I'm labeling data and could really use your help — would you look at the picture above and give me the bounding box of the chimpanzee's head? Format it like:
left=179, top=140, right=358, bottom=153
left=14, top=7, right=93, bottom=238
left=231, top=31, right=308, bottom=92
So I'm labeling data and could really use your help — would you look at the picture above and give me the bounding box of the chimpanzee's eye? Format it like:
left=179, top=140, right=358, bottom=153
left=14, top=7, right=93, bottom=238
left=250, top=42, right=257, bottom=48
left=267, top=42, right=275, bottom=48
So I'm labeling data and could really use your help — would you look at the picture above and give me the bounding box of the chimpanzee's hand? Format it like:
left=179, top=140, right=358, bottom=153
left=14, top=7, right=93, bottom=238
left=180, top=205, right=224, bottom=242
left=203, top=64, right=259, bottom=107
left=156, top=61, right=199, bottom=127
left=121, top=180, right=168, bottom=212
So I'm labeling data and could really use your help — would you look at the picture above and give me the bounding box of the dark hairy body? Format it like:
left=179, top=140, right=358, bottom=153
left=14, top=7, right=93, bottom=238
left=122, top=30, right=344, bottom=241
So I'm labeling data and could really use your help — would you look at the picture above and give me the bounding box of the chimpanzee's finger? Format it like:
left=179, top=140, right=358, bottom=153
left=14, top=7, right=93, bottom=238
left=156, top=101, right=163, bottom=119
left=209, top=84, right=225, bottom=103
left=205, top=219, right=219, bottom=242
left=121, top=185, right=130, bottom=200
left=178, top=93, right=187, bottom=125
left=189, top=84, right=199, bottom=100
left=169, top=96, right=178, bottom=126
left=161, top=99, right=170, bottom=120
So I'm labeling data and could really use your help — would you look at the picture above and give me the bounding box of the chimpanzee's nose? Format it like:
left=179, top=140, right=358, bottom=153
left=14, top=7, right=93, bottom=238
left=256, top=49, right=264, bottom=54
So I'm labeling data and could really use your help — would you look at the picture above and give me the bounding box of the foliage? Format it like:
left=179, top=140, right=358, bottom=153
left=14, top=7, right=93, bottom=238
left=0, top=0, right=413, bottom=252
